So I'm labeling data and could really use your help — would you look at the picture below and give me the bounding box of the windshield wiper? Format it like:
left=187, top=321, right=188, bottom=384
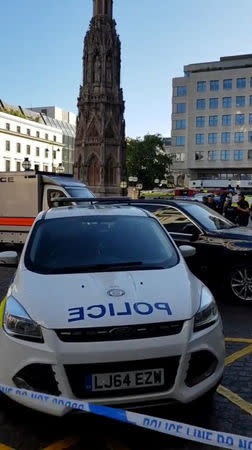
left=41, top=261, right=165, bottom=274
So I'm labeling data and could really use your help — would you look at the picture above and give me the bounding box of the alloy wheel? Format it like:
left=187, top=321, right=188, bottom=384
left=231, top=267, right=252, bottom=302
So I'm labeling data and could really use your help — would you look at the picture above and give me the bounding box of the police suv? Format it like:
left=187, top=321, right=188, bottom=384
left=0, top=202, right=225, bottom=415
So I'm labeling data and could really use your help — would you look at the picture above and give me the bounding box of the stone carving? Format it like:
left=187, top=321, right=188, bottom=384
left=94, top=55, right=101, bottom=83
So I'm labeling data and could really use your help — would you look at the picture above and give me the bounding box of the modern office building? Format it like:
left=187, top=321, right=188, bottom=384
left=0, top=100, right=63, bottom=172
left=30, top=106, right=76, bottom=174
left=172, top=54, right=252, bottom=186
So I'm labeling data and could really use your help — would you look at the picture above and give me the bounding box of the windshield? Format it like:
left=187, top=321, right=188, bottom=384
left=25, top=215, right=178, bottom=274
left=65, top=187, right=95, bottom=199
left=181, top=203, right=236, bottom=231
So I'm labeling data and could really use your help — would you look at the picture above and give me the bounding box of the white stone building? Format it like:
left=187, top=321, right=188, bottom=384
left=0, top=107, right=63, bottom=172
left=172, top=54, right=252, bottom=186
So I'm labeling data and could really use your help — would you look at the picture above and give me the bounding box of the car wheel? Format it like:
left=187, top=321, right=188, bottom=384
left=229, top=265, right=252, bottom=304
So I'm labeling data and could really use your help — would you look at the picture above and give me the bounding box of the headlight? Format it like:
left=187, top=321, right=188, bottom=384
left=194, top=286, right=219, bottom=332
left=3, top=296, right=43, bottom=343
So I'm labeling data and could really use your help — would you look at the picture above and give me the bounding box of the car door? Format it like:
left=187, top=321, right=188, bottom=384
left=135, top=203, right=208, bottom=280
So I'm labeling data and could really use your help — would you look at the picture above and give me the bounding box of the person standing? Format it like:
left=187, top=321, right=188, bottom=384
left=223, top=196, right=236, bottom=223
left=236, top=193, right=250, bottom=226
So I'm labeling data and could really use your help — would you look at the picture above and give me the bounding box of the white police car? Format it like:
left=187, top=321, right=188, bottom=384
left=0, top=204, right=225, bottom=415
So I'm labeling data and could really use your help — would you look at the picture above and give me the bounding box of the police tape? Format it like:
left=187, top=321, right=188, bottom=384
left=0, top=383, right=251, bottom=450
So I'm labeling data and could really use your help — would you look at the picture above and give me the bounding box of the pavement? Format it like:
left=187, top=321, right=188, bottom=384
left=0, top=267, right=251, bottom=450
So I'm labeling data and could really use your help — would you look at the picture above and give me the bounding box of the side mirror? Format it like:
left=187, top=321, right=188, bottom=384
left=0, top=251, right=18, bottom=267
left=182, top=224, right=200, bottom=242
left=179, top=245, right=196, bottom=258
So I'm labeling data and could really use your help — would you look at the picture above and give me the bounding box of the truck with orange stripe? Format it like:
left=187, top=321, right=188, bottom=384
left=0, top=171, right=94, bottom=249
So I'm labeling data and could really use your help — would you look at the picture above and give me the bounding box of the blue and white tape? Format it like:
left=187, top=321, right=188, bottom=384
left=0, top=383, right=251, bottom=450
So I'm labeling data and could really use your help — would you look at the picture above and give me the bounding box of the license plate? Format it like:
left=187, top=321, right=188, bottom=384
left=85, top=368, right=164, bottom=392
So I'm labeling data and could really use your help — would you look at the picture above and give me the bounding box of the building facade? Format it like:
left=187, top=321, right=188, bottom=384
left=172, top=54, right=252, bottom=186
left=30, top=106, right=76, bottom=175
left=74, top=0, right=126, bottom=196
left=0, top=101, right=63, bottom=172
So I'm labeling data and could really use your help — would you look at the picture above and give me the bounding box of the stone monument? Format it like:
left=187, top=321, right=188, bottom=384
left=74, top=0, right=126, bottom=196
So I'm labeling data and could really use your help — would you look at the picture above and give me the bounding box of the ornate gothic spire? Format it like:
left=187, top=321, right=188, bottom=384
left=74, top=0, right=126, bottom=196
left=93, top=0, right=113, bottom=19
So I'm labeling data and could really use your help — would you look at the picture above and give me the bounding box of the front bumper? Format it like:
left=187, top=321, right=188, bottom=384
left=0, top=319, right=225, bottom=416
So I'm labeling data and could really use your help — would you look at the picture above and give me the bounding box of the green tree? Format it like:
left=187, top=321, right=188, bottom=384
left=126, top=134, right=173, bottom=189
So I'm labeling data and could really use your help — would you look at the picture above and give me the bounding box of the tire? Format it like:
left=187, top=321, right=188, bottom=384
left=228, top=264, right=252, bottom=304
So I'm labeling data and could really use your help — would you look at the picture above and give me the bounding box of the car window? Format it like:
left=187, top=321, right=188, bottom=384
left=65, top=187, right=95, bottom=199
left=181, top=203, right=236, bottom=230
left=137, top=204, right=197, bottom=234
left=47, top=189, right=66, bottom=208
left=25, top=215, right=179, bottom=275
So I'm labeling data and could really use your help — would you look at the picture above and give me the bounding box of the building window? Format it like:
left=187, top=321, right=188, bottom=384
left=175, top=119, right=186, bottom=129
left=36, top=131, right=40, bottom=138
left=236, top=96, right=245, bottom=107
left=250, top=95, right=252, bottom=106
left=223, top=79, right=232, bottom=90
left=45, top=133, right=49, bottom=140
left=26, top=145, right=31, bottom=155
left=16, top=143, right=21, bottom=153
left=222, top=97, right=232, bottom=108
left=53, top=151, right=57, bottom=159
left=197, top=81, right=206, bottom=92
left=34, top=164, right=39, bottom=171
left=248, top=150, right=252, bottom=159
left=209, top=98, right=218, bottom=109
left=234, top=150, right=244, bottom=161
left=236, top=78, right=246, bottom=89
left=208, top=133, right=217, bottom=144
left=196, top=134, right=205, bottom=145
left=196, top=116, right=205, bottom=127
left=221, top=132, right=231, bottom=144
left=197, top=99, right=206, bottom=110
left=208, top=150, right=217, bottom=161
left=16, top=161, right=21, bottom=171
left=209, top=115, right=218, bottom=126
left=249, top=114, right=252, bottom=125
left=17, top=126, right=21, bottom=133
left=45, top=149, right=49, bottom=158
left=234, top=132, right=244, bottom=143
left=5, top=160, right=10, bottom=171
left=222, top=115, right=231, bottom=126
left=53, top=135, right=57, bottom=142
left=176, top=103, right=186, bottom=113
left=27, top=129, right=31, bottom=136
left=195, top=151, right=204, bottom=160
left=221, top=150, right=230, bottom=161
left=6, top=123, right=10, bottom=131
left=248, top=131, right=252, bottom=142
left=43, top=165, right=49, bottom=172
left=175, top=136, right=185, bottom=146
left=5, top=140, right=10, bottom=151
left=176, top=86, right=187, bottom=96
left=250, top=78, right=252, bottom=88
left=36, top=147, right=40, bottom=157
left=210, top=80, right=219, bottom=91
left=236, top=114, right=245, bottom=125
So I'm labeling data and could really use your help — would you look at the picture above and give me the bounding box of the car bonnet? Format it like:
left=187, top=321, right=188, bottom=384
left=11, top=263, right=202, bottom=329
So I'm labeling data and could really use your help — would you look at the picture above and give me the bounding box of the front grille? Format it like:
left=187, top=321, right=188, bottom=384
left=64, top=356, right=180, bottom=399
left=13, top=364, right=61, bottom=395
left=185, top=351, right=218, bottom=387
left=55, top=321, right=184, bottom=342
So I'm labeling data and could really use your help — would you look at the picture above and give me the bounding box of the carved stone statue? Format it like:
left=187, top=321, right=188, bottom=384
left=106, top=55, right=112, bottom=85
left=94, top=55, right=101, bottom=83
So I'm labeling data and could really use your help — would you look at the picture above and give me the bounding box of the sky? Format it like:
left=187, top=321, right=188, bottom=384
left=1, top=0, right=252, bottom=138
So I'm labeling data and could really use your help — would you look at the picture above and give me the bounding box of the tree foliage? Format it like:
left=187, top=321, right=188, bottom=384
left=126, top=134, right=173, bottom=189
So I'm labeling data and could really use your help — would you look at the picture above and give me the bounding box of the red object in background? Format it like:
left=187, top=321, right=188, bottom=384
left=174, top=188, right=197, bottom=197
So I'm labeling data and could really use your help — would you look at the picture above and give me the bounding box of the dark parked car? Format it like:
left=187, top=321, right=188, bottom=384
left=129, top=199, right=252, bottom=304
